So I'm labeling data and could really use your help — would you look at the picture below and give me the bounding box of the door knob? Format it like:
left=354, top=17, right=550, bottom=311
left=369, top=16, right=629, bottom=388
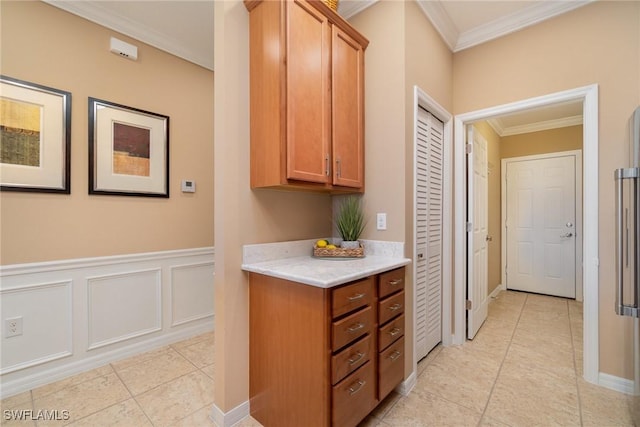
left=561, top=232, right=573, bottom=238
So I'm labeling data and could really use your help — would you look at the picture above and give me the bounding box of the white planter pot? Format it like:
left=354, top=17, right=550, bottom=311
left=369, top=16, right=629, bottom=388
left=341, top=240, right=360, bottom=249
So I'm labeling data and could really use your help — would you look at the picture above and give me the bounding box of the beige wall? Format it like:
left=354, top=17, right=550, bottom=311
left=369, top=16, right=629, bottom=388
left=349, top=0, right=453, bottom=376
left=501, top=125, right=583, bottom=159
left=213, top=1, right=332, bottom=413
left=453, top=1, right=640, bottom=379
left=0, top=1, right=215, bottom=265
left=473, top=122, right=502, bottom=296
left=349, top=1, right=406, bottom=244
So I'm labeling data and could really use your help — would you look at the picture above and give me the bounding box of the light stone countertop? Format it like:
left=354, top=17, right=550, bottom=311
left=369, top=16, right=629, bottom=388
left=241, top=239, right=411, bottom=288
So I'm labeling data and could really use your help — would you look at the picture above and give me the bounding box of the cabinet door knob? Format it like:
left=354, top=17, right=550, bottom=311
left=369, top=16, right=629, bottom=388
left=388, top=303, right=402, bottom=311
left=388, top=327, right=401, bottom=337
left=389, top=350, right=402, bottom=361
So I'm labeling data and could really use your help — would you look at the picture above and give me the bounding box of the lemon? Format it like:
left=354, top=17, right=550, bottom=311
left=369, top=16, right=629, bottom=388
left=326, top=244, right=337, bottom=249
left=316, top=239, right=328, bottom=248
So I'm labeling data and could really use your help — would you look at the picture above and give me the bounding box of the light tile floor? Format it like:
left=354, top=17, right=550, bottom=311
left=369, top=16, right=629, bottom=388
left=2, top=291, right=638, bottom=426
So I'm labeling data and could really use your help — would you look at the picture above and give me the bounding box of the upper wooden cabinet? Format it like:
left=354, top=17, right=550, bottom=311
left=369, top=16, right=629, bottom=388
left=245, top=0, right=369, bottom=193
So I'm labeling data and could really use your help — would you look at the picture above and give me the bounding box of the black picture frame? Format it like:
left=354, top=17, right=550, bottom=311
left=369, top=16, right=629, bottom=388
left=0, top=75, right=71, bottom=194
left=88, top=97, right=169, bottom=198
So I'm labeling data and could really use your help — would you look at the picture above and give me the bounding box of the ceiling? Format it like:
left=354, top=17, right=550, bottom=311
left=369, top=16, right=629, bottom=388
left=44, top=0, right=592, bottom=134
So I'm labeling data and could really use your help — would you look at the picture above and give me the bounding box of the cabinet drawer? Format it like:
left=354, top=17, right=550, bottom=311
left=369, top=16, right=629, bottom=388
left=378, top=290, right=404, bottom=325
left=378, top=336, right=405, bottom=400
left=331, top=334, right=372, bottom=384
left=378, top=267, right=405, bottom=299
left=378, top=314, right=404, bottom=351
left=332, top=277, right=375, bottom=318
left=332, top=306, right=373, bottom=352
left=332, top=361, right=376, bottom=427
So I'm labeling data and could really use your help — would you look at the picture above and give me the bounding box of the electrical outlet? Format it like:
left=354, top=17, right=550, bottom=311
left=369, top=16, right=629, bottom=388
left=5, top=316, right=23, bottom=338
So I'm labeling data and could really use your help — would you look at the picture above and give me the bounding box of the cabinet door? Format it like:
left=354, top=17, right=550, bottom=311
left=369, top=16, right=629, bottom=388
left=332, top=26, right=364, bottom=188
left=286, top=0, right=331, bottom=184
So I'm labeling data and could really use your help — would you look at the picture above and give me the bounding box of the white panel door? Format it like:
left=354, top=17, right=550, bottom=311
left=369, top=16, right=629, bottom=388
left=467, top=126, right=488, bottom=340
left=505, top=155, right=576, bottom=298
left=415, top=106, right=443, bottom=360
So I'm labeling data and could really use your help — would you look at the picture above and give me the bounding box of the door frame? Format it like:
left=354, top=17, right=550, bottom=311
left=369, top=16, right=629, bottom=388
left=412, top=86, right=453, bottom=374
left=453, top=84, right=599, bottom=385
left=501, top=150, right=583, bottom=301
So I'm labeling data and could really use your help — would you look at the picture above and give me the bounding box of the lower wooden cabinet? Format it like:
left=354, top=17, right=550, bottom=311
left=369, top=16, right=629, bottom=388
left=249, top=266, right=406, bottom=427
left=378, top=336, right=405, bottom=399
left=332, top=361, right=376, bottom=427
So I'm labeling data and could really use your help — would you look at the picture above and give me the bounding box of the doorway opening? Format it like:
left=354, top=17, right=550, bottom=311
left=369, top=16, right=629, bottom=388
left=502, top=150, right=583, bottom=300
left=453, top=84, right=599, bottom=385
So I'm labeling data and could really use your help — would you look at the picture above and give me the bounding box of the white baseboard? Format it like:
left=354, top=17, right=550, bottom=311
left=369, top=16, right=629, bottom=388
left=490, top=284, right=506, bottom=299
left=210, top=400, right=250, bottom=427
left=598, top=372, right=638, bottom=396
left=0, top=321, right=213, bottom=399
left=396, top=371, right=417, bottom=396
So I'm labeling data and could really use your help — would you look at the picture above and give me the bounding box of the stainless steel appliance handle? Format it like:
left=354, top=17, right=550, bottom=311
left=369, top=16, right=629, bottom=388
left=615, top=167, right=640, bottom=317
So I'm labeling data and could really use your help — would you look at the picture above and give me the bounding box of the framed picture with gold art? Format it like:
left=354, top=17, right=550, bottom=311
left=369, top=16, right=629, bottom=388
left=0, top=76, right=71, bottom=193
left=88, top=98, right=169, bottom=197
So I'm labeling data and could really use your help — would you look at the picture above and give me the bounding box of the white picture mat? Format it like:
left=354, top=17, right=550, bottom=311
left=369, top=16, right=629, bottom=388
left=0, top=81, right=66, bottom=189
left=93, top=104, right=167, bottom=194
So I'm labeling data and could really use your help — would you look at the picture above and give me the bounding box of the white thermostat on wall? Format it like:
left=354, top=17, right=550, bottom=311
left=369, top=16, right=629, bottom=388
left=181, top=180, right=196, bottom=193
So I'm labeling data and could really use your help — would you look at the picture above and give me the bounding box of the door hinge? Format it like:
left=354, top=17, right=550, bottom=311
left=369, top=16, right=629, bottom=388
left=465, top=143, right=473, bottom=154
left=466, top=222, right=472, bottom=232
left=465, top=300, right=472, bottom=310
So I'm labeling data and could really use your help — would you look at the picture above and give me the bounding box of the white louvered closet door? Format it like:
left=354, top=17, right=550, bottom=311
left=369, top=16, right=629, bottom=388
left=415, top=106, right=443, bottom=361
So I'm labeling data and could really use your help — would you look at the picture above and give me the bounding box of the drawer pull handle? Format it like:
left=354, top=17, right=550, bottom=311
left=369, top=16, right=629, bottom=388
left=388, top=327, right=401, bottom=337
left=389, top=350, right=402, bottom=361
left=389, top=279, right=402, bottom=286
left=388, top=303, right=402, bottom=311
left=347, top=293, right=365, bottom=301
left=348, top=380, right=366, bottom=395
left=348, top=351, right=365, bottom=365
left=347, top=322, right=365, bottom=333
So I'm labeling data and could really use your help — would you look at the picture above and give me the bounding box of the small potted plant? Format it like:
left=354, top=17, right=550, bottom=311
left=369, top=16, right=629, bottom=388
left=335, top=196, right=366, bottom=249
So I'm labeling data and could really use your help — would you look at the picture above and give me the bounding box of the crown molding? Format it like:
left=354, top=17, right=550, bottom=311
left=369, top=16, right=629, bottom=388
left=416, top=0, right=456, bottom=51
left=338, top=0, right=378, bottom=20
left=415, top=0, right=593, bottom=53
left=43, top=1, right=214, bottom=71
left=454, top=1, right=593, bottom=52
left=486, top=118, right=505, bottom=137
left=488, top=115, right=583, bottom=137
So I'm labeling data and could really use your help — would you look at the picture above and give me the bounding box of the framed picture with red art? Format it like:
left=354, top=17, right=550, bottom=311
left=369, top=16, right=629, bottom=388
left=88, top=97, right=169, bottom=197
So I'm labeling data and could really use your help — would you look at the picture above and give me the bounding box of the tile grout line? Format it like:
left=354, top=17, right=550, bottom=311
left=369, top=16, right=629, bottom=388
left=109, top=362, right=156, bottom=427
left=476, top=292, right=528, bottom=427
left=113, top=338, right=214, bottom=427
left=567, top=301, right=585, bottom=427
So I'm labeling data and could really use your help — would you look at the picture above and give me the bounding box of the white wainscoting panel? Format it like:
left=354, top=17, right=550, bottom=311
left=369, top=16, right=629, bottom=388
left=0, top=281, right=72, bottom=374
left=171, top=262, right=215, bottom=326
left=0, top=247, right=214, bottom=399
left=87, top=269, right=162, bottom=350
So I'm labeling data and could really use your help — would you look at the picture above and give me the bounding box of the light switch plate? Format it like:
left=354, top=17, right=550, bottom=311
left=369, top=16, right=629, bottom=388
left=376, top=213, right=387, bottom=230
